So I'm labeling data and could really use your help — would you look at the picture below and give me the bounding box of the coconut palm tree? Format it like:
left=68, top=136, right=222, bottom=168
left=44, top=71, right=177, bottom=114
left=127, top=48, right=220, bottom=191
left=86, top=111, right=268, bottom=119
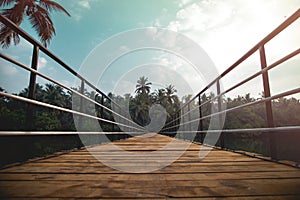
left=165, top=84, right=178, bottom=104
left=130, top=95, right=150, bottom=126
left=0, top=0, right=70, bottom=48
left=18, top=83, right=44, bottom=101
left=44, top=83, right=65, bottom=107
left=154, top=88, right=166, bottom=104
left=135, top=76, right=152, bottom=95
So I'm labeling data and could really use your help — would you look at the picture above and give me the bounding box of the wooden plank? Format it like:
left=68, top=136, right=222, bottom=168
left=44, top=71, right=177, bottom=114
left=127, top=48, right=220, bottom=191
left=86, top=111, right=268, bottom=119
left=18, top=161, right=277, bottom=167
left=0, top=133, right=300, bottom=199
left=2, top=164, right=297, bottom=174
left=0, top=179, right=300, bottom=198
left=28, top=157, right=262, bottom=162
left=1, top=171, right=300, bottom=181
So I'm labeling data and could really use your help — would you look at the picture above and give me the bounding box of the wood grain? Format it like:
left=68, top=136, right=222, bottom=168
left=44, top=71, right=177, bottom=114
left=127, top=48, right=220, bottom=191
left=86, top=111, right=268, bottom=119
left=0, top=134, right=299, bottom=199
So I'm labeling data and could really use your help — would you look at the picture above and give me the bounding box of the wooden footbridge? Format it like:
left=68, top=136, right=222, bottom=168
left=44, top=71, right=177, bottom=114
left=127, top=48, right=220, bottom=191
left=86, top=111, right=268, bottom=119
left=1, top=134, right=300, bottom=199
left=1, top=9, right=300, bottom=199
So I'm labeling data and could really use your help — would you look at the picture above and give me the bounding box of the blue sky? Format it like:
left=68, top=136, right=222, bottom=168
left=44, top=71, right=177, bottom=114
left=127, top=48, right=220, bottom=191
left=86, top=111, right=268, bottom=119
left=1, top=0, right=299, bottom=99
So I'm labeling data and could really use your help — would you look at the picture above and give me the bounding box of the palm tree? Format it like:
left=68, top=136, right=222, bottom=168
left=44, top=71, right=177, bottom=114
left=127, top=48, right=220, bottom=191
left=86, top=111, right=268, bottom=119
left=165, top=84, right=178, bottom=104
left=18, top=83, right=44, bottom=101
left=135, top=76, right=152, bottom=95
left=154, top=88, right=166, bottom=104
left=0, top=0, right=70, bottom=48
left=44, top=83, right=65, bottom=107
left=130, top=95, right=150, bottom=126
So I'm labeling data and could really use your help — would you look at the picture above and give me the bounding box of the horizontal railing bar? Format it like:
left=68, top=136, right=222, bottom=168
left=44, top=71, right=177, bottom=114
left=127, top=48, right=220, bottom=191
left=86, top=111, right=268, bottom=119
left=1, top=10, right=299, bottom=136
left=164, top=47, right=300, bottom=128
left=0, top=14, right=127, bottom=117
left=221, top=48, right=300, bottom=98
left=0, top=14, right=144, bottom=130
left=0, top=14, right=80, bottom=80
left=163, top=126, right=300, bottom=134
left=0, top=92, right=145, bottom=132
left=164, top=97, right=210, bottom=127
left=0, top=53, right=145, bottom=130
left=0, top=132, right=145, bottom=136
left=162, top=87, right=300, bottom=131
left=177, top=8, right=300, bottom=112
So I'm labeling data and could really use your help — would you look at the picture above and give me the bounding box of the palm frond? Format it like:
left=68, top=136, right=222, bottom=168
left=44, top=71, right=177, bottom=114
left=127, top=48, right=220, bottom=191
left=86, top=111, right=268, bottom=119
left=39, top=0, right=70, bottom=16
left=0, top=0, right=15, bottom=7
left=12, top=31, right=19, bottom=44
left=0, top=2, right=24, bottom=48
left=1, top=2, right=24, bottom=23
left=28, top=6, right=55, bottom=46
left=0, top=28, right=11, bottom=48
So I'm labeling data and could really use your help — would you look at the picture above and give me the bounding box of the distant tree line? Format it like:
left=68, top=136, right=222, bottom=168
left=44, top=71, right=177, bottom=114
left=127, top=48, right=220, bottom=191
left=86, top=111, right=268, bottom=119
left=0, top=77, right=300, bottom=132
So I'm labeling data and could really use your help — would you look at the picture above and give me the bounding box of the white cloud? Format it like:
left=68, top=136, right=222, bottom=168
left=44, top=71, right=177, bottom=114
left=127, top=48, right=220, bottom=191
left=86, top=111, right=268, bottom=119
left=78, top=0, right=91, bottom=9
left=72, top=14, right=82, bottom=21
left=38, top=57, right=48, bottom=69
left=152, top=18, right=162, bottom=27
left=179, top=0, right=192, bottom=8
left=69, top=0, right=96, bottom=21
left=68, top=0, right=104, bottom=21
left=169, top=0, right=300, bottom=70
left=0, top=61, right=18, bottom=75
left=119, top=45, right=130, bottom=52
left=151, top=54, right=207, bottom=96
left=166, top=0, right=300, bottom=96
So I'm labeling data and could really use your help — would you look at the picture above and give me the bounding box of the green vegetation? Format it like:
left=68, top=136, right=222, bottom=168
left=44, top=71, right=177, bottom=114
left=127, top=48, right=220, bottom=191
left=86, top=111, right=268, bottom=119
left=0, top=76, right=300, bottom=164
left=1, top=77, right=300, bottom=132
left=0, top=84, right=75, bottom=131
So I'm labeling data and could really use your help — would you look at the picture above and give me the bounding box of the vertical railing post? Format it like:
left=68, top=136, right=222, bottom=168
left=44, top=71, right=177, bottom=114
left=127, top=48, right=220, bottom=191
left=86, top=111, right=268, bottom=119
left=26, top=45, right=39, bottom=130
left=177, top=111, right=180, bottom=133
left=110, top=100, right=115, bottom=132
left=115, top=105, right=120, bottom=132
left=100, top=95, right=104, bottom=131
left=79, top=80, right=85, bottom=130
left=259, top=45, right=276, bottom=160
left=187, top=103, right=192, bottom=137
left=217, top=79, right=225, bottom=149
left=169, top=114, right=173, bottom=134
left=181, top=108, right=185, bottom=139
left=175, top=115, right=177, bottom=134
left=101, top=95, right=104, bottom=118
left=198, top=94, right=204, bottom=143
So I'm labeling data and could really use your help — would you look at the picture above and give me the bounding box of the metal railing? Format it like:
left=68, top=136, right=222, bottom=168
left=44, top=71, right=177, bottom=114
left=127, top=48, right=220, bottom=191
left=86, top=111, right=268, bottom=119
left=0, top=9, right=300, bottom=162
left=0, top=14, right=146, bottom=135
left=162, top=8, right=300, bottom=160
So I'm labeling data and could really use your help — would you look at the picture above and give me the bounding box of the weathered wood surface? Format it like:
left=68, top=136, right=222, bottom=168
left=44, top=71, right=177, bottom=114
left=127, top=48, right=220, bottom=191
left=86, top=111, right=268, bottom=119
left=0, top=133, right=300, bottom=199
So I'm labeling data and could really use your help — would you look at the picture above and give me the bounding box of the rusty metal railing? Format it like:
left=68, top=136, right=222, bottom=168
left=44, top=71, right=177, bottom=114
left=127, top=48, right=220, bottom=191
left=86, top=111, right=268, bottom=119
left=162, top=8, right=300, bottom=160
left=0, top=14, right=145, bottom=134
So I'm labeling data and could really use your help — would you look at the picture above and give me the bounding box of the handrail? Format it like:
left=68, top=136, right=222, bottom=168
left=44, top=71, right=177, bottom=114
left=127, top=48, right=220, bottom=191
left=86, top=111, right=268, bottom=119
left=163, top=87, right=300, bottom=131
left=164, top=8, right=300, bottom=127
left=0, top=91, right=145, bottom=131
left=0, top=14, right=131, bottom=119
left=0, top=14, right=145, bottom=132
left=162, top=8, right=300, bottom=161
left=163, top=47, right=300, bottom=128
left=164, top=126, right=300, bottom=134
left=0, top=131, right=144, bottom=135
left=0, top=53, right=145, bottom=130
left=178, top=8, right=300, bottom=111
left=1, top=9, right=299, bottom=161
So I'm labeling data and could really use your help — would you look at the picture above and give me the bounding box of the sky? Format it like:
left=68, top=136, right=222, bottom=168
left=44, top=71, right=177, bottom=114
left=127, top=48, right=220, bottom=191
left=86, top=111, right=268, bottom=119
left=0, top=0, right=299, bottom=99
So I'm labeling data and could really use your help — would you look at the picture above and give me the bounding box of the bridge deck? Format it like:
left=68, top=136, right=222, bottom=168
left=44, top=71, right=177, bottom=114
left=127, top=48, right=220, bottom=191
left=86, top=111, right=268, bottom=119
left=1, top=134, right=300, bottom=199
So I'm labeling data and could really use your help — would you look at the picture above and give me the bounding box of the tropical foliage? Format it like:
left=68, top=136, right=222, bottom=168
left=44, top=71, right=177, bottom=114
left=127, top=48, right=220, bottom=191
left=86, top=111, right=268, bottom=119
left=0, top=0, right=70, bottom=48
left=0, top=77, right=300, bottom=163
left=1, top=78, right=300, bottom=132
